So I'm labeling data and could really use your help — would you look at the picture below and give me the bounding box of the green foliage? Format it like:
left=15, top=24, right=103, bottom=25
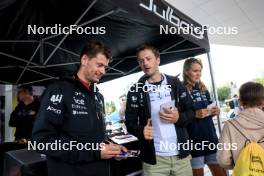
left=217, top=85, right=231, bottom=101
left=254, top=77, right=264, bottom=86
left=105, top=101, right=116, bottom=115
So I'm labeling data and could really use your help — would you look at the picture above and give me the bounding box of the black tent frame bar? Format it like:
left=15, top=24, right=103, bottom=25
left=0, top=0, right=221, bottom=132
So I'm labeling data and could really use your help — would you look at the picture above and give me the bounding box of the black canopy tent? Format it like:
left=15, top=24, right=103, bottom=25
left=0, top=0, right=210, bottom=84
left=0, top=0, right=220, bottom=131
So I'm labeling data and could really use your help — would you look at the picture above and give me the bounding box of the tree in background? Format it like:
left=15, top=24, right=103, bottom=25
left=105, top=101, right=116, bottom=115
left=217, top=85, right=231, bottom=102
left=254, top=77, right=264, bottom=86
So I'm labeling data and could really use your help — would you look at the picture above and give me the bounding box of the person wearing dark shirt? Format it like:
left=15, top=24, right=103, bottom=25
left=32, top=40, right=127, bottom=176
left=182, top=58, right=226, bottom=176
left=9, top=85, right=40, bottom=141
left=125, top=45, right=194, bottom=176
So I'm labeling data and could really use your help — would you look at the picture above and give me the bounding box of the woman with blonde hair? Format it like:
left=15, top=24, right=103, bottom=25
left=183, top=58, right=226, bottom=176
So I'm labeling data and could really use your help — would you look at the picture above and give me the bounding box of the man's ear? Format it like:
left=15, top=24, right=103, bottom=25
left=157, top=57, right=160, bottom=65
left=81, top=54, right=89, bottom=66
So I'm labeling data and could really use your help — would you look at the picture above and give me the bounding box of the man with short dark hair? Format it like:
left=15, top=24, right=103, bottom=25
left=217, top=82, right=264, bottom=169
left=32, top=40, right=126, bottom=176
left=9, top=85, right=40, bottom=141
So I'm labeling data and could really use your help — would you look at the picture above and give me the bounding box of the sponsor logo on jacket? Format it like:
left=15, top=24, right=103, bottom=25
left=50, top=94, right=63, bottom=104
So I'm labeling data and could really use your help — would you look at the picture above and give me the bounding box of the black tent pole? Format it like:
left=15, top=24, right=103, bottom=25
left=207, top=52, right=222, bottom=133
left=15, top=43, right=42, bottom=84
left=18, top=77, right=59, bottom=86
left=0, top=51, right=39, bottom=66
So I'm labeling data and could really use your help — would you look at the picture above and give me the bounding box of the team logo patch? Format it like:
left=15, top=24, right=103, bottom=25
left=50, top=94, right=63, bottom=104
left=131, top=96, right=137, bottom=102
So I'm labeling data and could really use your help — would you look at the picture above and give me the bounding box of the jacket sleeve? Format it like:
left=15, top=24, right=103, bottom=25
left=9, top=104, right=23, bottom=127
left=205, top=90, right=213, bottom=104
left=31, top=83, right=101, bottom=164
left=125, top=86, right=142, bottom=139
left=217, top=122, right=234, bottom=169
left=175, top=79, right=195, bottom=127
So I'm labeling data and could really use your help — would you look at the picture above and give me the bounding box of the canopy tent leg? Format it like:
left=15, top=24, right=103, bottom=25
left=4, top=85, right=14, bottom=142
left=207, top=52, right=222, bottom=133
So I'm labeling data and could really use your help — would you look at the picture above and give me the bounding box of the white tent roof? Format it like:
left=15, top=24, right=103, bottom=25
left=166, top=0, right=264, bottom=47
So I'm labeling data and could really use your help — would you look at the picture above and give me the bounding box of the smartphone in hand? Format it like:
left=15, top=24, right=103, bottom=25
left=116, top=150, right=140, bottom=158
left=160, top=100, right=176, bottom=112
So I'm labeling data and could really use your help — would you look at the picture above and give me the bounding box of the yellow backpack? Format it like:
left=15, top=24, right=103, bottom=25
left=229, top=120, right=264, bottom=176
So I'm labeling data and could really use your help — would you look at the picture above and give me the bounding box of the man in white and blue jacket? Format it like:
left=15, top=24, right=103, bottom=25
left=125, top=45, right=195, bottom=176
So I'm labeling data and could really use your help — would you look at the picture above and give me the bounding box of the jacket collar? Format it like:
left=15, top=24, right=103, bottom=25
left=238, top=107, right=264, bottom=128
left=61, top=75, right=99, bottom=93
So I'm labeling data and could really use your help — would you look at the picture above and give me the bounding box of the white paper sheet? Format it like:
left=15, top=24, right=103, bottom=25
left=109, top=134, right=138, bottom=144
